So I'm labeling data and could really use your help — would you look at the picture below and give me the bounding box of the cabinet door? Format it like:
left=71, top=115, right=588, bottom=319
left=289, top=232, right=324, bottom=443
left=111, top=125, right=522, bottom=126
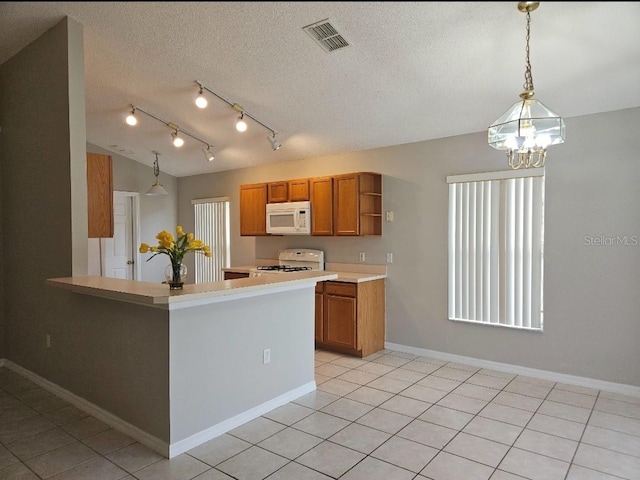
left=333, top=173, right=359, bottom=236
left=267, top=182, right=288, bottom=203
left=289, top=179, right=310, bottom=201
left=324, top=294, right=357, bottom=350
left=240, top=183, right=268, bottom=236
left=310, top=177, right=333, bottom=235
left=87, top=152, right=114, bottom=238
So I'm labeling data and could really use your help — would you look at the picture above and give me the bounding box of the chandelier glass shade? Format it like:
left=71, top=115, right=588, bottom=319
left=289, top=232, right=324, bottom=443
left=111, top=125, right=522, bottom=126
left=488, top=92, right=565, bottom=169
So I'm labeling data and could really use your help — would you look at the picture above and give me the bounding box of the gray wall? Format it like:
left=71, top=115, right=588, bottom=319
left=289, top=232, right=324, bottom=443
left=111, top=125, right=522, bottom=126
left=0, top=18, right=171, bottom=440
left=1, top=13, right=637, bottom=411
left=170, top=286, right=315, bottom=443
left=1, top=17, right=78, bottom=372
left=178, top=108, right=640, bottom=387
left=0, top=66, right=3, bottom=359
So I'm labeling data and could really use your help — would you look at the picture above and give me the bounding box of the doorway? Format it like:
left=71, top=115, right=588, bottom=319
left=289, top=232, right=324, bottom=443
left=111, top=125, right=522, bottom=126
left=101, top=191, right=140, bottom=279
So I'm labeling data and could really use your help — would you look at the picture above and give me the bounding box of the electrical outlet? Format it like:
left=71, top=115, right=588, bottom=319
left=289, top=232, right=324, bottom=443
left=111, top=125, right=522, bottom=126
left=386, top=253, right=393, bottom=263
left=359, top=252, right=366, bottom=262
left=386, top=211, right=394, bottom=222
left=46, top=334, right=51, bottom=349
left=263, top=348, right=271, bottom=364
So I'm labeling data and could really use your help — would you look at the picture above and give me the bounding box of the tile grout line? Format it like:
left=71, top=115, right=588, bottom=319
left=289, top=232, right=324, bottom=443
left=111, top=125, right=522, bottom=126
left=2, top=353, right=639, bottom=480
left=0, top=376, right=167, bottom=479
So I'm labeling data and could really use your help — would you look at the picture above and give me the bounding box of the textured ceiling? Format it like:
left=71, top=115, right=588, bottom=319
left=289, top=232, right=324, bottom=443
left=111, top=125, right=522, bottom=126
left=1, top=2, right=639, bottom=177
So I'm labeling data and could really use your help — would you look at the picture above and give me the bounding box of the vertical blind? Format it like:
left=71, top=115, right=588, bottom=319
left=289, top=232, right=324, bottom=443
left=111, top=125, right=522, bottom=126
left=447, top=169, right=544, bottom=330
left=192, top=197, right=230, bottom=283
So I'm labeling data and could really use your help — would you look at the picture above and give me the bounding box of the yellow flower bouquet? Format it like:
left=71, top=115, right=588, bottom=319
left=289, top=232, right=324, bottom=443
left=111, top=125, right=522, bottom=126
left=139, top=226, right=211, bottom=289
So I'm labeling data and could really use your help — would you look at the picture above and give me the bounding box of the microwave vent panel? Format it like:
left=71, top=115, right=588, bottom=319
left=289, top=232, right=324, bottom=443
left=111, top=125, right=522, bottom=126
left=303, top=19, right=350, bottom=53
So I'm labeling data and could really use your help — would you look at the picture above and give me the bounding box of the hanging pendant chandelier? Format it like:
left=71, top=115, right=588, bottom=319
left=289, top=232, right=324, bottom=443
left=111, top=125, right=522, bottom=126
left=488, top=2, right=565, bottom=169
left=146, top=152, right=169, bottom=196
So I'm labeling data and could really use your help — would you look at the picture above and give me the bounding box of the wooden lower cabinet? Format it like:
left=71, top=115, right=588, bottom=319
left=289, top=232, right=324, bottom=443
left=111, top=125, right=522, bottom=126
left=315, top=279, right=385, bottom=357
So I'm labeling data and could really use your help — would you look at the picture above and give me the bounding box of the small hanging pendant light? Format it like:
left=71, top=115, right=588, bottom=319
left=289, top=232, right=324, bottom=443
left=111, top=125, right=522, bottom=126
left=146, top=152, right=169, bottom=196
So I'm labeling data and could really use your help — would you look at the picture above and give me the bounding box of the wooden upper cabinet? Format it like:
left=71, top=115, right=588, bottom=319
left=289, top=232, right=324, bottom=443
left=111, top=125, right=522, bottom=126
left=267, top=181, right=288, bottom=203
left=310, top=176, right=333, bottom=235
left=268, top=179, right=309, bottom=202
left=334, top=172, right=382, bottom=236
left=241, top=172, right=381, bottom=237
left=288, top=179, right=310, bottom=201
left=87, top=152, right=114, bottom=238
left=358, top=172, right=382, bottom=236
left=333, top=174, right=359, bottom=236
left=240, top=183, right=268, bottom=236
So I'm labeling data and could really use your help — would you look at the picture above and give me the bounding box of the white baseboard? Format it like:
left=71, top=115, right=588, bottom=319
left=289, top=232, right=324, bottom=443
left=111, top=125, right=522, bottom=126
left=168, top=381, right=317, bottom=458
left=3, top=360, right=170, bottom=456
left=385, top=342, right=640, bottom=398
left=1, top=360, right=317, bottom=459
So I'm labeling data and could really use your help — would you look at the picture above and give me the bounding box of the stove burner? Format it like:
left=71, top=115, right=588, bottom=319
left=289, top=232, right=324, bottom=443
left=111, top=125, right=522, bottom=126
left=256, top=265, right=313, bottom=272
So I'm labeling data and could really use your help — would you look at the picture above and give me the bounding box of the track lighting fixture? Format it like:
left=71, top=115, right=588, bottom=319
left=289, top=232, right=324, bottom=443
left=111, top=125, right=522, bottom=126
left=125, top=105, right=215, bottom=161
left=194, top=80, right=283, bottom=151
left=146, top=152, right=169, bottom=196
left=171, top=130, right=184, bottom=147
left=125, top=106, right=137, bottom=126
left=195, top=86, right=208, bottom=109
left=202, top=145, right=215, bottom=162
left=267, top=132, right=281, bottom=151
left=235, top=112, right=248, bottom=132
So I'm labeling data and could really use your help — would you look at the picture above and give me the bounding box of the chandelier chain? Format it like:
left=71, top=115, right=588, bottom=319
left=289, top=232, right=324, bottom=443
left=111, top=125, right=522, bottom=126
left=523, top=10, right=534, bottom=92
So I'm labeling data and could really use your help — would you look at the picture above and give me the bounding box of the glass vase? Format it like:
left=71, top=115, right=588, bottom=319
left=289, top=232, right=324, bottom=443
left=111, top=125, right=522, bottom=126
left=165, top=262, right=187, bottom=290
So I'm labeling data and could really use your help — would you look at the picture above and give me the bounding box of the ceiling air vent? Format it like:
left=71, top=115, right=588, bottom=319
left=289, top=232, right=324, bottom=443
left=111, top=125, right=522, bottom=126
left=303, top=19, right=350, bottom=53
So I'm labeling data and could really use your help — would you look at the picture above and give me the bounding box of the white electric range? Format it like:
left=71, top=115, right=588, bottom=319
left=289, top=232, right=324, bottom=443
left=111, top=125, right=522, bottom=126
left=249, top=249, right=325, bottom=277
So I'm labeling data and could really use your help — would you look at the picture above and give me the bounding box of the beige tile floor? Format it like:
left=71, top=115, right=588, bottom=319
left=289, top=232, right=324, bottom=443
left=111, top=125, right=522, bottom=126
left=1, top=349, right=640, bottom=479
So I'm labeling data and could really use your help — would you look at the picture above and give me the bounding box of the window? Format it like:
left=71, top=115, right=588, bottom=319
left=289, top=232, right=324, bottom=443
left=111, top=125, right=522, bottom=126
left=192, top=197, right=231, bottom=283
left=447, top=169, right=544, bottom=330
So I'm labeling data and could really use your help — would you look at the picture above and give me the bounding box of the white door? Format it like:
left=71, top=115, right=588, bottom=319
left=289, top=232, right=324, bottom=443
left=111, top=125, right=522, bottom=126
left=102, top=192, right=139, bottom=279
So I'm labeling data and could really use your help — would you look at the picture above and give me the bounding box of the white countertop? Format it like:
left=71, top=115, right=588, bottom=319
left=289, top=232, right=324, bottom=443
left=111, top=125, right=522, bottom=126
left=222, top=262, right=387, bottom=283
left=326, top=271, right=387, bottom=282
left=46, top=271, right=338, bottom=310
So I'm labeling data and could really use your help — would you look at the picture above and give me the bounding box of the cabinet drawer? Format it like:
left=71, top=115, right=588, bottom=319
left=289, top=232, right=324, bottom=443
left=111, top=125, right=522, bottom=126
left=325, top=281, right=357, bottom=297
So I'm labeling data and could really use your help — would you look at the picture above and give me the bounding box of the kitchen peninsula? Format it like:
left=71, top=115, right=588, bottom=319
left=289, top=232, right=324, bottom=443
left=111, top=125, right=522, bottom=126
left=45, top=272, right=337, bottom=458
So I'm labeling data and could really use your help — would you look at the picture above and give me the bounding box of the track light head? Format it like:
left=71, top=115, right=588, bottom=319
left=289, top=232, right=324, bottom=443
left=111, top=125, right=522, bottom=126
left=267, top=133, right=282, bottom=151
left=125, top=106, right=137, bottom=126
left=195, top=86, right=208, bottom=109
left=171, top=130, right=184, bottom=147
left=236, top=112, right=248, bottom=132
left=202, top=145, right=215, bottom=162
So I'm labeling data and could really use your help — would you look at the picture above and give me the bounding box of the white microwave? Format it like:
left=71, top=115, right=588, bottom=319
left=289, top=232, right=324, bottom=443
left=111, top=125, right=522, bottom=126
left=266, top=201, right=311, bottom=235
